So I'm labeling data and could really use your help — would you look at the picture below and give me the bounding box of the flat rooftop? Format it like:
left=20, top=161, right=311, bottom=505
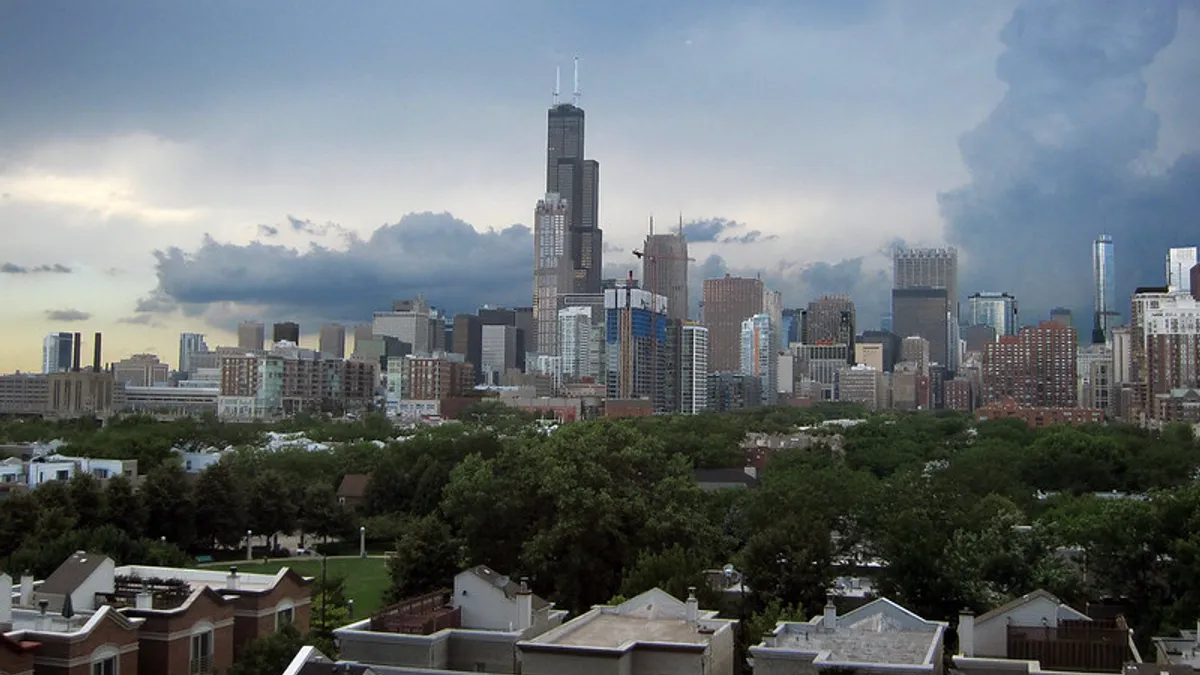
left=115, top=565, right=284, bottom=593
left=1156, top=633, right=1200, bottom=668
left=774, top=615, right=938, bottom=665
left=5, top=608, right=93, bottom=634
left=541, top=613, right=711, bottom=649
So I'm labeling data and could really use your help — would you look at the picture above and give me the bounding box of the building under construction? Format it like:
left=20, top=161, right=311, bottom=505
left=604, top=285, right=672, bottom=413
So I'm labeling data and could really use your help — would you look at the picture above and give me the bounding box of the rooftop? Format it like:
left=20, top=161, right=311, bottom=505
left=543, top=613, right=710, bottom=649
left=771, top=615, right=938, bottom=664
left=114, top=565, right=288, bottom=593
left=1153, top=630, right=1200, bottom=668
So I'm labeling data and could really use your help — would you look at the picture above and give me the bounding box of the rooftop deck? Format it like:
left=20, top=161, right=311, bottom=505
left=115, top=565, right=281, bottom=593
left=542, top=613, right=712, bottom=649
left=770, top=612, right=941, bottom=665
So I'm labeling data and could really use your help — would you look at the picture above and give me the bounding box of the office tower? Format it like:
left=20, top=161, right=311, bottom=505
left=374, top=298, right=433, bottom=355
left=900, top=336, right=931, bottom=375
left=780, top=308, right=802, bottom=346
left=968, top=292, right=1018, bottom=336
left=480, top=324, right=518, bottom=385
left=1167, top=247, right=1198, bottom=294
left=963, top=325, right=998, bottom=354
left=318, top=324, right=346, bottom=359
left=451, top=314, right=483, bottom=380
left=272, top=322, right=300, bottom=345
left=42, top=332, right=74, bottom=374
left=546, top=64, right=602, bottom=294
left=706, top=372, right=762, bottom=412
left=1050, top=307, right=1073, bottom=328
left=740, top=313, right=777, bottom=405
left=857, top=331, right=900, bottom=372
left=1193, top=264, right=1200, bottom=302
left=1092, top=234, right=1118, bottom=344
left=641, top=221, right=690, bottom=321
left=982, top=321, right=1077, bottom=407
left=533, top=193, right=573, bottom=359
left=113, top=354, right=171, bottom=387
left=837, top=365, right=885, bottom=411
left=604, top=286, right=670, bottom=411
left=238, top=322, right=265, bottom=351
left=1078, top=343, right=1114, bottom=412
left=702, top=275, right=764, bottom=373
left=679, top=324, right=709, bottom=414
left=1140, top=291, right=1200, bottom=419
left=559, top=305, right=603, bottom=383
left=804, top=295, right=856, bottom=345
left=178, top=333, right=209, bottom=373
left=893, top=247, right=958, bottom=372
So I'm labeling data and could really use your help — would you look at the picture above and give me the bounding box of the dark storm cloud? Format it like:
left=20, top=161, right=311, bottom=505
left=721, top=230, right=777, bottom=245
left=46, top=309, right=91, bottom=322
left=682, top=218, right=777, bottom=245
left=940, top=0, right=1199, bottom=322
left=2, top=262, right=72, bottom=274
left=142, top=212, right=533, bottom=325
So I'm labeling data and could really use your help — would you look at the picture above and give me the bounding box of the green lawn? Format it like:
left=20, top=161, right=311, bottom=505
left=221, top=557, right=390, bottom=616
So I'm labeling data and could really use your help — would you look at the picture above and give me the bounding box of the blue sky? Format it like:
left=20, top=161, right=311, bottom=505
left=1, top=0, right=1198, bottom=370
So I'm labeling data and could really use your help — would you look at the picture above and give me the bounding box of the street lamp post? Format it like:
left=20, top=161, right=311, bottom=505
left=246, top=530, right=253, bottom=562
left=359, top=526, right=366, bottom=559
left=320, top=554, right=328, bottom=632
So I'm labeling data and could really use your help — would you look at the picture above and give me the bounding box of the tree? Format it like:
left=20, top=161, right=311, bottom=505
left=103, top=474, right=146, bottom=535
left=227, top=624, right=307, bottom=675
left=194, top=462, right=249, bottom=549
left=384, top=514, right=462, bottom=603
left=67, top=473, right=106, bottom=530
left=619, top=545, right=720, bottom=608
left=141, top=462, right=196, bottom=547
left=296, top=482, right=347, bottom=544
left=247, top=470, right=296, bottom=550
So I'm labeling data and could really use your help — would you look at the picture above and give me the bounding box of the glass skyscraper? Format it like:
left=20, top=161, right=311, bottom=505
left=967, top=292, right=1018, bottom=336
left=1092, top=234, right=1117, bottom=344
left=546, top=100, right=601, bottom=294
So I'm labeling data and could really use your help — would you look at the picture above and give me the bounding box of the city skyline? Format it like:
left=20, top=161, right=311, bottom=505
left=2, top=1, right=1199, bottom=372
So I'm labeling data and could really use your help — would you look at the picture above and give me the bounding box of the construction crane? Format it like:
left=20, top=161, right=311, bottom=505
left=632, top=215, right=695, bottom=409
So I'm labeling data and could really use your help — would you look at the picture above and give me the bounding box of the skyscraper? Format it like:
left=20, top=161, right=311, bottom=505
left=702, top=275, right=764, bottom=373
left=967, top=292, right=1018, bottom=336
left=983, top=321, right=1078, bottom=408
left=641, top=221, right=689, bottom=322
left=533, top=193, right=573, bottom=359
left=1167, top=246, right=1198, bottom=294
left=545, top=62, right=602, bottom=294
left=178, top=333, right=209, bottom=373
left=319, top=324, right=346, bottom=359
left=238, top=322, right=265, bottom=351
left=803, top=295, right=856, bottom=345
left=892, top=247, right=959, bottom=371
left=272, top=322, right=300, bottom=345
left=679, top=323, right=709, bottom=414
left=1092, top=234, right=1118, bottom=344
left=741, top=313, right=777, bottom=405
left=558, top=305, right=603, bottom=383
left=41, top=332, right=74, bottom=374
left=605, top=286, right=670, bottom=411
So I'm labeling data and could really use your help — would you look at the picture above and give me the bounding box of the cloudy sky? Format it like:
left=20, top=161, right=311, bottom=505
left=1, top=0, right=1198, bottom=372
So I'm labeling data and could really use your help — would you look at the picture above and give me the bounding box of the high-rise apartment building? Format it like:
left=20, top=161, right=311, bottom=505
left=740, top=314, right=777, bottom=405
left=545, top=74, right=602, bottom=294
left=272, top=322, right=300, bottom=345
left=558, top=305, right=603, bottom=383
left=1092, top=234, right=1118, bottom=344
left=679, top=323, right=709, bottom=414
left=1193, top=264, right=1200, bottom=302
left=113, top=354, right=171, bottom=387
left=982, top=321, right=1077, bottom=408
left=803, top=295, right=855, bottom=345
left=892, top=247, right=959, bottom=371
left=900, top=336, right=931, bottom=375
left=451, top=314, right=483, bottom=381
left=319, top=324, right=346, bottom=359
left=780, top=308, right=802, bottom=346
left=374, top=298, right=433, bottom=355
left=604, top=287, right=670, bottom=411
left=641, top=225, right=689, bottom=321
left=1050, top=307, right=1073, bottom=328
left=968, top=292, right=1018, bottom=336
left=1167, top=246, right=1198, bottom=294
left=480, top=324, right=518, bottom=385
left=1140, top=291, right=1200, bottom=419
left=702, top=275, right=764, bottom=373
left=533, top=193, right=573, bottom=359
left=178, top=333, right=209, bottom=373
left=237, top=322, right=265, bottom=351
left=42, top=332, right=74, bottom=374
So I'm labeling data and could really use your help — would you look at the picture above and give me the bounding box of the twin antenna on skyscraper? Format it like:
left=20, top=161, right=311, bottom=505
left=553, top=56, right=581, bottom=106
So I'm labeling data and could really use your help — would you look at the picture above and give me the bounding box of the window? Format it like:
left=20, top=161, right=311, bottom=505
left=275, top=606, right=294, bottom=630
left=92, top=656, right=117, bottom=675
left=56, top=470, right=70, bottom=480
left=190, top=629, right=214, bottom=675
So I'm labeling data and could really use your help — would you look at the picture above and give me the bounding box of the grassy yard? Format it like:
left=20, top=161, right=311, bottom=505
left=220, top=556, right=390, bottom=616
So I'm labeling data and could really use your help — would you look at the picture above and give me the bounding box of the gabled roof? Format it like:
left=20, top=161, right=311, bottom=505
left=976, top=589, right=1089, bottom=625
left=464, top=565, right=549, bottom=610
left=337, top=474, right=370, bottom=499
left=38, top=551, right=111, bottom=597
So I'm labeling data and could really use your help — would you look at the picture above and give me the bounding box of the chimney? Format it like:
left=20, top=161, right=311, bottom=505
left=135, top=591, right=153, bottom=610
left=0, top=573, right=12, bottom=626
left=686, top=587, right=699, bottom=625
left=93, top=333, right=102, bottom=372
left=227, top=566, right=239, bottom=591
left=19, top=575, right=34, bottom=607
left=515, top=577, right=533, bottom=632
left=36, top=600, right=49, bottom=631
left=959, top=609, right=976, bottom=657
left=72, top=333, right=82, bottom=372
left=823, top=601, right=837, bottom=630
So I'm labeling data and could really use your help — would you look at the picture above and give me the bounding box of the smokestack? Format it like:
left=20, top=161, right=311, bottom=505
left=72, top=333, right=82, bottom=371
left=685, top=587, right=699, bottom=625
left=19, top=575, right=34, bottom=607
left=515, top=577, right=533, bottom=632
left=93, top=333, right=102, bottom=372
left=823, top=601, right=837, bottom=630
left=227, top=566, right=239, bottom=591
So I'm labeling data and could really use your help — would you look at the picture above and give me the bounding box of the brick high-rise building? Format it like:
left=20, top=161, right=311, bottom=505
left=803, top=295, right=855, bottom=345
left=982, top=321, right=1077, bottom=407
left=702, top=275, right=764, bottom=373
left=1141, top=291, right=1200, bottom=418
left=642, top=222, right=689, bottom=322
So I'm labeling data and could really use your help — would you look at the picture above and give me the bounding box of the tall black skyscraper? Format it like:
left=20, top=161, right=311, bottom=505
left=546, top=59, right=602, bottom=294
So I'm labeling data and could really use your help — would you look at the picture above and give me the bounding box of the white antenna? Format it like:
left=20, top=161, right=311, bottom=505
left=553, top=66, right=560, bottom=105
left=572, top=55, right=580, bottom=105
